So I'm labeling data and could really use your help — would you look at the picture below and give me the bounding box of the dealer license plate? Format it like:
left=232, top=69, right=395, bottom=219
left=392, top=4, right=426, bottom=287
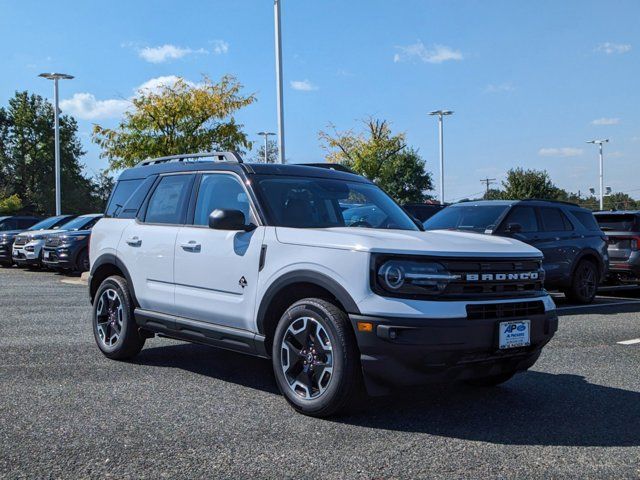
left=499, top=320, right=530, bottom=349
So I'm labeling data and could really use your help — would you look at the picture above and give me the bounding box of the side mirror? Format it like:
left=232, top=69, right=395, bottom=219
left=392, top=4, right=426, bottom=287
left=505, top=223, right=523, bottom=234
left=208, top=209, right=256, bottom=231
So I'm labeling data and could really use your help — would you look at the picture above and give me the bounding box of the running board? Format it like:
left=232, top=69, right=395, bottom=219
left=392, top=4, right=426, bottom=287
left=134, top=308, right=269, bottom=358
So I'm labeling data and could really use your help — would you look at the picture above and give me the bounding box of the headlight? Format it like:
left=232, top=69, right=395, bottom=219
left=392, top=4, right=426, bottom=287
left=0, top=235, right=9, bottom=245
left=373, top=256, right=461, bottom=297
left=65, top=235, right=86, bottom=243
left=31, top=235, right=44, bottom=240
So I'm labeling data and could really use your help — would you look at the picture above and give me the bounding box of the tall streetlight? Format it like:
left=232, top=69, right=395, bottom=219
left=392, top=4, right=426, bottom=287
left=257, top=131, right=276, bottom=163
left=39, top=72, right=74, bottom=215
left=429, top=110, right=453, bottom=204
left=273, top=0, right=285, bottom=164
left=586, top=138, right=609, bottom=210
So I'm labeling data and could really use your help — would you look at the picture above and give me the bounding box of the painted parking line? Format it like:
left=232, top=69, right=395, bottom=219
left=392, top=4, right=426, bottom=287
left=556, top=300, right=640, bottom=311
left=617, top=338, right=640, bottom=345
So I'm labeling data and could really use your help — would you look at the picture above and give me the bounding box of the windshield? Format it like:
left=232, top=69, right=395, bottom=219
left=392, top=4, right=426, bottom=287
left=253, top=175, right=418, bottom=230
left=58, top=216, right=99, bottom=231
left=424, top=205, right=509, bottom=233
left=595, top=214, right=638, bottom=232
left=27, top=216, right=70, bottom=231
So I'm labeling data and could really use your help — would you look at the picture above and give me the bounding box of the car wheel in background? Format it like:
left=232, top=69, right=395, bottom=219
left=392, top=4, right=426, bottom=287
left=565, top=259, right=599, bottom=304
left=92, top=275, right=145, bottom=360
left=272, top=298, right=362, bottom=417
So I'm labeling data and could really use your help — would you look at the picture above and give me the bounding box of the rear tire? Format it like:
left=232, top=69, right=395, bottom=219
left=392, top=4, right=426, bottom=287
left=465, top=371, right=517, bottom=387
left=92, top=275, right=145, bottom=360
left=272, top=298, right=362, bottom=417
left=565, top=259, right=599, bottom=304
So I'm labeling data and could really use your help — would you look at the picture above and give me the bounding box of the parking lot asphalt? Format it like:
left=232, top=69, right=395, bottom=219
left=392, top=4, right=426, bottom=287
left=1, top=267, right=640, bottom=479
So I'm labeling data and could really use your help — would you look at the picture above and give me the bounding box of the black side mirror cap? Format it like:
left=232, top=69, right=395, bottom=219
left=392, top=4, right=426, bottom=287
left=208, top=209, right=256, bottom=231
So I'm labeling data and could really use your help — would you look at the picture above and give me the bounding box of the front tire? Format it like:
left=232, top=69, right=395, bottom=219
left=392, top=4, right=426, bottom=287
left=92, top=275, right=145, bottom=360
left=565, top=260, right=599, bottom=304
left=76, top=249, right=90, bottom=273
left=272, top=298, right=362, bottom=417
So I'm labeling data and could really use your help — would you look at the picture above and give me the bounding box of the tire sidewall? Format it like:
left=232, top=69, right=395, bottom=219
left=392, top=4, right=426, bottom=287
left=572, top=260, right=598, bottom=303
left=92, top=276, right=133, bottom=355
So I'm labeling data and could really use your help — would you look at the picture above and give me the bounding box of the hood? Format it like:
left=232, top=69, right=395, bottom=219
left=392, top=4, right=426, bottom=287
left=52, top=230, right=91, bottom=241
left=17, top=228, right=68, bottom=240
left=0, top=229, right=25, bottom=238
left=275, top=227, right=543, bottom=258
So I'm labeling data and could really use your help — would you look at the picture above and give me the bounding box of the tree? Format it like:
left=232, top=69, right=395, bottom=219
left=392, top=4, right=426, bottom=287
left=93, top=75, right=256, bottom=170
left=604, top=192, right=638, bottom=211
left=252, top=139, right=279, bottom=163
left=497, top=168, right=566, bottom=200
left=0, top=91, right=98, bottom=214
left=91, top=170, right=115, bottom=210
left=319, top=119, right=433, bottom=203
left=0, top=194, right=22, bottom=214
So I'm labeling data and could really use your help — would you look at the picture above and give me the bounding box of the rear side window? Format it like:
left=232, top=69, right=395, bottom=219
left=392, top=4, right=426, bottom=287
left=144, top=175, right=194, bottom=225
left=540, top=207, right=573, bottom=231
left=502, top=206, right=539, bottom=232
left=106, top=179, right=143, bottom=217
left=571, top=210, right=601, bottom=231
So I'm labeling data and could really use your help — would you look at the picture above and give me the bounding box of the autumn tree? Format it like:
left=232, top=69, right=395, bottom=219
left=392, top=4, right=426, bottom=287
left=319, top=119, right=433, bottom=203
left=93, top=75, right=256, bottom=170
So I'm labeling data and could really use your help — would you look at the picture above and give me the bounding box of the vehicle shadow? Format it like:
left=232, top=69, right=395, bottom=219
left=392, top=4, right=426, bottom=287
left=335, top=371, right=640, bottom=447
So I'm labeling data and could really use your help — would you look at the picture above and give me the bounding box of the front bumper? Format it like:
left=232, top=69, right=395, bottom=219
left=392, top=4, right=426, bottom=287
left=12, top=243, right=43, bottom=265
left=42, top=246, right=75, bottom=269
left=350, top=308, right=558, bottom=395
left=0, top=243, right=13, bottom=262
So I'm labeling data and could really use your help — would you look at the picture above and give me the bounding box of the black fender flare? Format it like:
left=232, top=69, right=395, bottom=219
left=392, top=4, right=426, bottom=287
left=89, top=253, right=139, bottom=306
left=256, top=270, right=361, bottom=335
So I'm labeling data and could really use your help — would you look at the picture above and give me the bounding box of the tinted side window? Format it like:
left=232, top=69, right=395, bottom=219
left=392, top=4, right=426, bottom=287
left=19, top=219, right=39, bottom=229
left=0, top=219, right=17, bottom=231
left=502, top=206, right=539, bottom=232
left=106, top=179, right=143, bottom=217
left=193, top=174, right=252, bottom=226
left=144, top=175, right=194, bottom=225
left=540, top=207, right=573, bottom=231
left=571, top=210, right=600, bottom=231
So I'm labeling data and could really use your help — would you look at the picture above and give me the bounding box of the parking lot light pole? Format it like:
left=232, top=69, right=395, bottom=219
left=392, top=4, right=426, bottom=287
left=257, top=131, right=276, bottom=163
left=39, top=72, right=74, bottom=215
left=274, top=0, right=285, bottom=164
left=586, top=139, right=609, bottom=210
left=429, top=110, right=453, bottom=204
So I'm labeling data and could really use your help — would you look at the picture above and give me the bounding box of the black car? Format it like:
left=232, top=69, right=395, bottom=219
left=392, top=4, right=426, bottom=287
left=42, top=214, right=103, bottom=273
left=594, top=211, right=640, bottom=284
left=0, top=215, right=43, bottom=266
left=402, top=203, right=445, bottom=223
left=424, top=200, right=608, bottom=303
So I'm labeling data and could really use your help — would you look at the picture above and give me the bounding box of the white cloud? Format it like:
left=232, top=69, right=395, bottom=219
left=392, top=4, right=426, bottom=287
left=211, top=40, right=229, bottom=55
left=595, top=42, right=632, bottom=55
left=136, top=75, right=197, bottom=94
left=591, top=117, right=620, bottom=125
left=60, top=93, right=130, bottom=120
left=290, top=79, right=318, bottom=91
left=138, top=44, right=208, bottom=63
left=538, top=147, right=584, bottom=158
left=485, top=82, right=514, bottom=93
left=393, top=42, right=463, bottom=64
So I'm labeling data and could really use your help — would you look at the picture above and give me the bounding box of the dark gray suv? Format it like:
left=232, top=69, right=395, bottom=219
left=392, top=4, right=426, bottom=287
left=594, top=211, right=640, bottom=285
left=424, top=200, right=609, bottom=303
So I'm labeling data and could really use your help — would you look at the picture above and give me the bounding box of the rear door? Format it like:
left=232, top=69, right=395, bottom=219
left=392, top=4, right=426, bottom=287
left=173, top=172, right=265, bottom=331
left=118, top=173, right=195, bottom=314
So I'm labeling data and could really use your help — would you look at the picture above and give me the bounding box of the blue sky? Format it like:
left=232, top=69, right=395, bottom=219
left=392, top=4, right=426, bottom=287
left=1, top=0, right=638, bottom=201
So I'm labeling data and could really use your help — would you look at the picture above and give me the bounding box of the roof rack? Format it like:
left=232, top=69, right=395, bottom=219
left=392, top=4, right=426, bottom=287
left=136, top=151, right=243, bottom=167
left=521, top=198, right=580, bottom=207
left=303, top=163, right=354, bottom=173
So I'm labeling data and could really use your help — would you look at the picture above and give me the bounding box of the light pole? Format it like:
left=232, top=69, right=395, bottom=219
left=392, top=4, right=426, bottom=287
left=257, top=131, right=276, bottom=163
left=586, top=139, right=609, bottom=210
left=273, top=0, right=285, bottom=164
left=429, top=110, right=453, bottom=204
left=39, top=72, right=74, bottom=215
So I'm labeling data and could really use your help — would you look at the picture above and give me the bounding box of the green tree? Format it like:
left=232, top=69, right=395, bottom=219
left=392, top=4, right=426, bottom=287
left=604, top=192, right=638, bottom=211
left=93, top=75, right=256, bottom=170
left=91, top=170, right=115, bottom=210
left=319, top=119, right=433, bottom=203
left=0, top=91, right=97, bottom=214
left=0, top=194, right=22, bottom=214
left=252, top=139, right=279, bottom=163
left=498, top=168, right=566, bottom=200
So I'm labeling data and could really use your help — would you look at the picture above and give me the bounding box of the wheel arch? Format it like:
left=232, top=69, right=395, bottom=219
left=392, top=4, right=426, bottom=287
left=89, top=253, right=138, bottom=306
left=570, top=249, right=605, bottom=279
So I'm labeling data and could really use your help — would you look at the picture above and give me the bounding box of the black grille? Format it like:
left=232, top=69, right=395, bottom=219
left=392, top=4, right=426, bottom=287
left=466, top=301, right=545, bottom=320
left=45, top=236, right=62, bottom=247
left=13, top=236, right=28, bottom=246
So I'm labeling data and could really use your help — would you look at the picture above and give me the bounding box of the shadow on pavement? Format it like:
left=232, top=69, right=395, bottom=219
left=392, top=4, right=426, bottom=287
left=336, top=371, right=640, bottom=447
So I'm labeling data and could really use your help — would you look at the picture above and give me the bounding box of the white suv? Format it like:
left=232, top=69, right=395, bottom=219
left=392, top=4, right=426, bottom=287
left=89, top=152, right=558, bottom=417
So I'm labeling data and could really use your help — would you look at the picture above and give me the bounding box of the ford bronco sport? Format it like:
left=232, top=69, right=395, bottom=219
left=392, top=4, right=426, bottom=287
left=89, top=152, right=558, bottom=417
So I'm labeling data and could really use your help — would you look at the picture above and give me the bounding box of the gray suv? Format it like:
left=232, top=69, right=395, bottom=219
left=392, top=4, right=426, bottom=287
left=594, top=211, right=640, bottom=284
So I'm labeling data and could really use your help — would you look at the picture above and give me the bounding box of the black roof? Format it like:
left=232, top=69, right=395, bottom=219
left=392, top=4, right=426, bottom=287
left=118, top=160, right=371, bottom=184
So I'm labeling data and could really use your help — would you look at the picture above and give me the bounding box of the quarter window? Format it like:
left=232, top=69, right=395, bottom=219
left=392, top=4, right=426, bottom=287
left=540, top=207, right=573, bottom=231
left=193, top=174, right=252, bottom=226
left=144, top=175, right=194, bottom=225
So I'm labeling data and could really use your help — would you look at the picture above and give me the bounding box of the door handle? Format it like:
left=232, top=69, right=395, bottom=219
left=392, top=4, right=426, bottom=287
left=126, top=236, right=142, bottom=247
left=180, top=241, right=201, bottom=252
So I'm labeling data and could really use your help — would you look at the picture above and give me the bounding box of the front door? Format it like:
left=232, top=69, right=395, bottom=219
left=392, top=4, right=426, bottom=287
left=174, top=172, right=265, bottom=331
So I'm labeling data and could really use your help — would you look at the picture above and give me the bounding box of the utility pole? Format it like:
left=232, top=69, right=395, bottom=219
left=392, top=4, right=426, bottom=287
left=586, top=139, right=609, bottom=210
left=273, top=0, right=285, bottom=164
left=257, top=132, right=276, bottom=163
left=480, top=177, right=496, bottom=196
left=428, top=110, right=454, bottom=204
left=39, top=72, right=74, bottom=215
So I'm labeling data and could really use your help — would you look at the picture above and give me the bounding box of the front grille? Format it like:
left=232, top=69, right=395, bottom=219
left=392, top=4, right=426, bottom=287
left=13, top=236, right=28, bottom=246
left=45, top=236, right=62, bottom=247
left=439, top=258, right=544, bottom=299
left=466, top=300, right=545, bottom=320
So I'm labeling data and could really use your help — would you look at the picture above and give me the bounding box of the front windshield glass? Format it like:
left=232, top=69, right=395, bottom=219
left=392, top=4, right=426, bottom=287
left=27, top=216, right=68, bottom=231
left=254, top=175, right=418, bottom=230
left=424, top=205, right=509, bottom=233
left=58, top=216, right=97, bottom=231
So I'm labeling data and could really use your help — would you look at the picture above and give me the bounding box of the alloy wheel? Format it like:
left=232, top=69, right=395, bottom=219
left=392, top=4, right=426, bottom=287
left=280, top=316, right=334, bottom=400
left=577, top=264, right=597, bottom=300
left=95, top=288, right=124, bottom=348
